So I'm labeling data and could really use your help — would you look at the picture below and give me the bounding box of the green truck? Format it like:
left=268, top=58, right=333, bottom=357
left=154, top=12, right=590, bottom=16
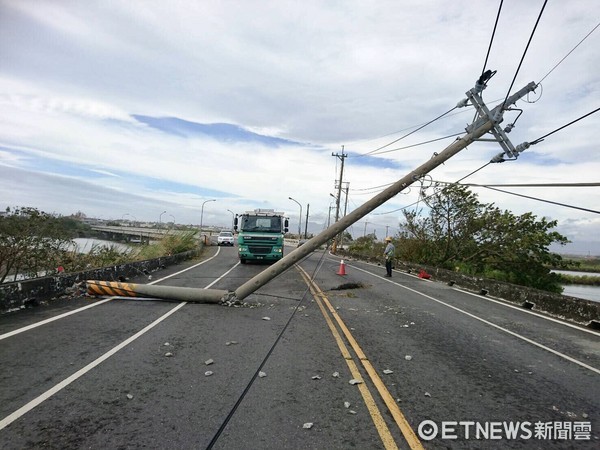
left=234, top=209, right=289, bottom=264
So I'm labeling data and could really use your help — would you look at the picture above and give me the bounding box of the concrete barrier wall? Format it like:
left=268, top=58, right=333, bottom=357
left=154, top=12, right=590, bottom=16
left=0, top=246, right=203, bottom=314
left=340, top=252, right=600, bottom=326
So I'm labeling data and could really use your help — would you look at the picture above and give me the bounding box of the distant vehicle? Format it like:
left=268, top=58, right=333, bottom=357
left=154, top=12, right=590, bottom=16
left=234, top=209, right=288, bottom=264
left=217, top=231, right=235, bottom=246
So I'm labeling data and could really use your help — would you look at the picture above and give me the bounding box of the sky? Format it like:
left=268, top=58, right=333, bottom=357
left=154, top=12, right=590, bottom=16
left=0, top=0, right=598, bottom=255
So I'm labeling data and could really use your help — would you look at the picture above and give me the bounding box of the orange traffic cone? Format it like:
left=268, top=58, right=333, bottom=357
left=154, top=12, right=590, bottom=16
left=337, top=260, right=347, bottom=276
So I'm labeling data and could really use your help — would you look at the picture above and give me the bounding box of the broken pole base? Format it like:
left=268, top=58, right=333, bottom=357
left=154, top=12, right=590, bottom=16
left=86, top=280, right=228, bottom=304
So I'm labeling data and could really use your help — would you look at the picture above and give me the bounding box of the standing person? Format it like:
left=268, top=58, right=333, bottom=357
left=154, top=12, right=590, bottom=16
left=383, top=237, right=395, bottom=277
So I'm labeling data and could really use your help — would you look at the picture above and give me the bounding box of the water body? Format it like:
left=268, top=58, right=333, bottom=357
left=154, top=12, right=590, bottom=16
left=553, top=270, right=600, bottom=303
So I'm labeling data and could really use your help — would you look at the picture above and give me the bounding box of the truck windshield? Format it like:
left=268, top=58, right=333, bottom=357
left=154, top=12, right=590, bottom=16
left=241, top=216, right=282, bottom=233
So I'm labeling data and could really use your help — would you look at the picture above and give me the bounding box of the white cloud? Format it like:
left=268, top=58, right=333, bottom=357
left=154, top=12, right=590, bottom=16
left=0, top=0, right=599, bottom=249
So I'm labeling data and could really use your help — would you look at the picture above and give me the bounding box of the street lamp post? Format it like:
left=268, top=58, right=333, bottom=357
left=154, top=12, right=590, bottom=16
left=200, top=199, right=216, bottom=240
left=227, top=209, right=235, bottom=231
left=288, top=197, right=302, bottom=239
left=159, top=210, right=166, bottom=230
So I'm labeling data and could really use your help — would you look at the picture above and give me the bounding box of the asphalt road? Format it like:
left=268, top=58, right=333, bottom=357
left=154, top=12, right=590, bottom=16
left=0, top=245, right=598, bottom=449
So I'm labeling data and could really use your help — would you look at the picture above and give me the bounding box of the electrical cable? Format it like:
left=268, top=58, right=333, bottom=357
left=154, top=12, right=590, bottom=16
left=529, top=106, right=600, bottom=145
left=360, top=106, right=458, bottom=156
left=481, top=186, right=600, bottom=215
left=372, top=161, right=491, bottom=215
left=502, top=0, right=548, bottom=108
left=481, top=0, right=504, bottom=77
left=417, top=179, right=600, bottom=214
left=206, top=247, right=331, bottom=449
left=538, top=21, right=600, bottom=84
left=365, top=132, right=465, bottom=156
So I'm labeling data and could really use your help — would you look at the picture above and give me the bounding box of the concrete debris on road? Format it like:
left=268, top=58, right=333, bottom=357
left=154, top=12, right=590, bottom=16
left=424, top=392, right=431, bottom=397
left=344, top=401, right=351, bottom=408
left=164, top=352, right=173, bottom=357
left=404, top=355, right=412, bottom=361
left=383, top=369, right=394, bottom=374
left=312, top=375, right=322, bottom=380
left=303, top=423, right=314, bottom=429
left=205, top=371, right=213, bottom=377
left=126, top=393, right=134, bottom=400
left=349, top=379, right=362, bottom=385
left=259, top=371, right=267, bottom=378
left=225, top=341, right=239, bottom=346
left=332, top=372, right=340, bottom=378
left=205, top=359, right=214, bottom=365
left=262, top=317, right=271, bottom=321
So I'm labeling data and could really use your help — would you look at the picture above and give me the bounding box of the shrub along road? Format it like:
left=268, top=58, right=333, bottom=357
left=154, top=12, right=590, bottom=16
left=0, top=245, right=598, bottom=449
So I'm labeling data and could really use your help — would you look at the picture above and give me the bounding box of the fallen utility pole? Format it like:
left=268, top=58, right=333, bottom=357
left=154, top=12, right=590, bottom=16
left=88, top=76, right=537, bottom=304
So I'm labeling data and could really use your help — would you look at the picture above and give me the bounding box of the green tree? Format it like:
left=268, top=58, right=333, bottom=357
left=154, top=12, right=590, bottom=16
left=399, top=185, right=569, bottom=292
left=0, top=207, right=75, bottom=283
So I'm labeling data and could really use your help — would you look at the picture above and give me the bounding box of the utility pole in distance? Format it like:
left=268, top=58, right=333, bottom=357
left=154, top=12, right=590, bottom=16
left=332, top=145, right=347, bottom=252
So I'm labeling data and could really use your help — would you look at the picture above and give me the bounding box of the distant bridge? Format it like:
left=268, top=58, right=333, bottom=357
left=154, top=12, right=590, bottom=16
left=90, top=225, right=199, bottom=243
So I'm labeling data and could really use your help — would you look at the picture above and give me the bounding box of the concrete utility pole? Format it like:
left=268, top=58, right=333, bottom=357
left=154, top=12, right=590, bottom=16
left=332, top=146, right=347, bottom=252
left=88, top=76, right=537, bottom=304
left=304, top=203, right=310, bottom=239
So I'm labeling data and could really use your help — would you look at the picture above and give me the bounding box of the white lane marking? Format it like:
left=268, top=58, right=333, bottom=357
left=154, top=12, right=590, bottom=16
left=351, top=264, right=600, bottom=375
left=0, top=302, right=186, bottom=430
left=0, top=254, right=239, bottom=431
left=340, top=257, right=599, bottom=336
left=0, top=247, right=222, bottom=341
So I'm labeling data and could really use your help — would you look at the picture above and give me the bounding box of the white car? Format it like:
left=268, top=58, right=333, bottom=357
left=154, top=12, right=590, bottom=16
left=217, top=231, right=235, bottom=246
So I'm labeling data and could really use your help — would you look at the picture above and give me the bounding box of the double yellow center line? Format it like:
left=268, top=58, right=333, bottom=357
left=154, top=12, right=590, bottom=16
left=296, top=265, right=424, bottom=450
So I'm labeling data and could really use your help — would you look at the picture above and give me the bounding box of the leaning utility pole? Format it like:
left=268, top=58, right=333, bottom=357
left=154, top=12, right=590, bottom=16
left=88, top=74, right=537, bottom=305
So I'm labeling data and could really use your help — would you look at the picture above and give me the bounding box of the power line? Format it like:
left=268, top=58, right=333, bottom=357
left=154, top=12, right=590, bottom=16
left=481, top=0, right=504, bottom=76
left=481, top=186, right=600, bottom=215
left=364, top=132, right=464, bottom=157
left=360, top=106, right=458, bottom=156
left=529, top=107, right=600, bottom=145
left=461, top=182, right=600, bottom=188
left=538, top=20, right=600, bottom=84
left=502, top=0, right=548, bottom=107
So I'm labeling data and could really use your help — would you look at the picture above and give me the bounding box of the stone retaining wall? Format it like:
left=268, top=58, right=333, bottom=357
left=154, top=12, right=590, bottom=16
left=0, top=246, right=203, bottom=314
left=340, top=251, right=600, bottom=326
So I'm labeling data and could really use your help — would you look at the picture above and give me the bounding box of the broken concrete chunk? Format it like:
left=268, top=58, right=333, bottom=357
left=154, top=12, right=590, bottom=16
left=259, top=371, right=267, bottom=378
left=312, top=375, right=322, bottom=380
left=262, top=317, right=271, bottom=321
left=205, top=371, right=213, bottom=376
left=344, top=401, right=351, bottom=408
left=164, top=352, right=173, bottom=357
left=332, top=372, right=340, bottom=378
left=126, top=393, right=134, bottom=400
left=404, top=355, right=412, bottom=361
left=349, top=379, right=363, bottom=385
left=205, top=359, right=214, bottom=365
left=303, top=423, right=314, bottom=429
left=383, top=369, right=394, bottom=375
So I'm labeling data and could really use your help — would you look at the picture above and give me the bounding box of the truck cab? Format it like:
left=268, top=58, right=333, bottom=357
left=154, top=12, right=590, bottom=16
left=234, top=209, right=288, bottom=264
